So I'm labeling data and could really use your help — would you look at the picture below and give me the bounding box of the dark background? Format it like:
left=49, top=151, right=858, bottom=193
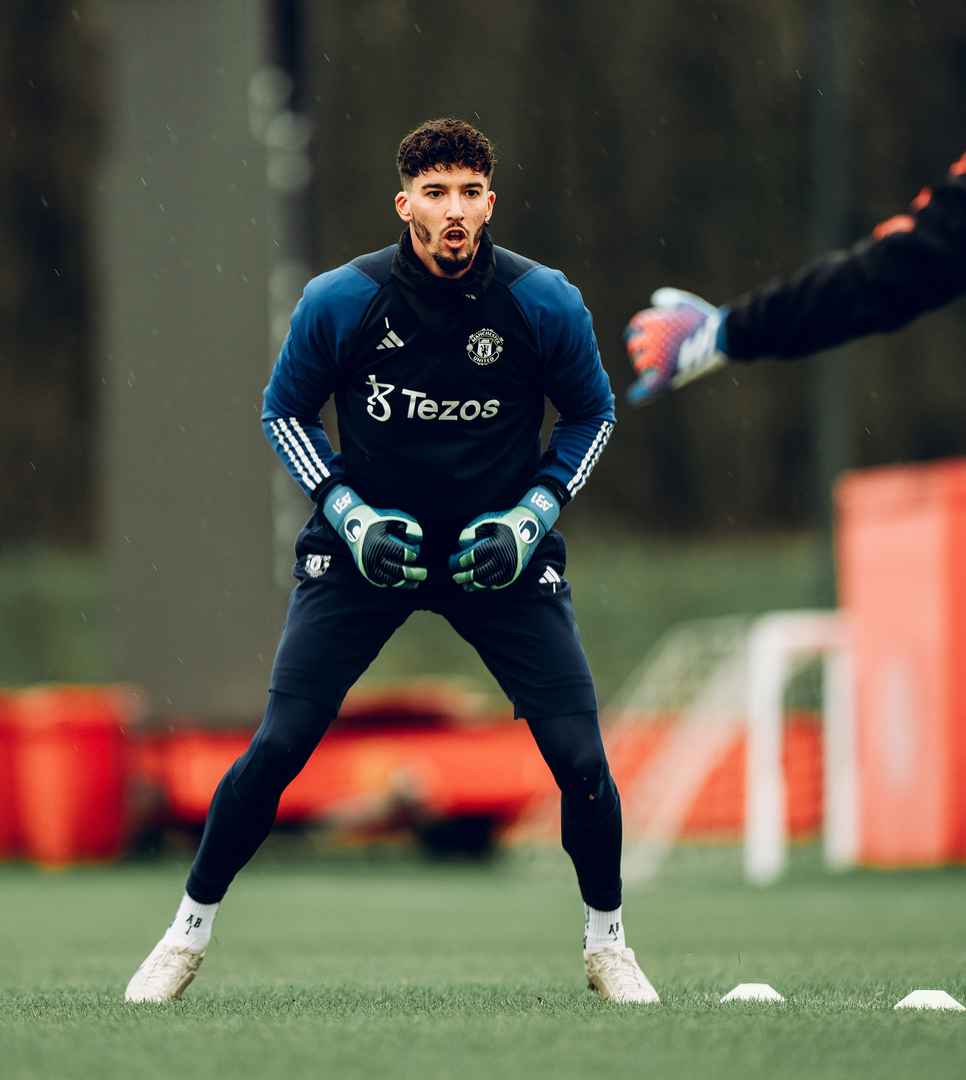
left=1, top=1, right=964, bottom=709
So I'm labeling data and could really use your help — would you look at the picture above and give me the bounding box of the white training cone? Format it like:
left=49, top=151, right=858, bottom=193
left=894, top=990, right=965, bottom=1012
left=721, top=983, right=785, bottom=1004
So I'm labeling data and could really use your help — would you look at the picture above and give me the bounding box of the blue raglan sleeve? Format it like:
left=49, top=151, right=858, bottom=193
left=514, top=268, right=616, bottom=502
left=261, top=265, right=377, bottom=499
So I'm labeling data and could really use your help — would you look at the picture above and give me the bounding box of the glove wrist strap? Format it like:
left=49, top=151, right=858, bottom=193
left=714, top=306, right=731, bottom=357
left=520, top=484, right=560, bottom=536
left=321, top=482, right=362, bottom=536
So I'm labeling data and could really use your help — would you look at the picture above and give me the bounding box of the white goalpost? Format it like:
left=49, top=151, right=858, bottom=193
left=511, top=610, right=858, bottom=887
left=617, top=609, right=857, bottom=886
left=742, top=611, right=856, bottom=884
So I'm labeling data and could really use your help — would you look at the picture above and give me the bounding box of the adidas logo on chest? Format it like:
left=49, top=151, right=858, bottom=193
left=376, top=328, right=405, bottom=350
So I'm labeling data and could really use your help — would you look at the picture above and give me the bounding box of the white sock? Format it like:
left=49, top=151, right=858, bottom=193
left=583, top=903, right=625, bottom=952
left=161, top=893, right=219, bottom=953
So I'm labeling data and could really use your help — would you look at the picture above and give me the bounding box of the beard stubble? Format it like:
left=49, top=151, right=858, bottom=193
left=412, top=218, right=484, bottom=277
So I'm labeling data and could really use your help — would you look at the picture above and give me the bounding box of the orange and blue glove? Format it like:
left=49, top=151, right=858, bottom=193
left=624, top=288, right=729, bottom=405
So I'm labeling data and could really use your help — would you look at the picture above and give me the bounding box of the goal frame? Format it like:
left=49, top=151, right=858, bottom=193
left=744, top=610, right=856, bottom=884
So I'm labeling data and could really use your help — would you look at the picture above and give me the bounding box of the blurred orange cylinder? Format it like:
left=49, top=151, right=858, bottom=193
left=837, top=459, right=966, bottom=866
left=11, top=685, right=139, bottom=866
left=0, top=690, right=20, bottom=857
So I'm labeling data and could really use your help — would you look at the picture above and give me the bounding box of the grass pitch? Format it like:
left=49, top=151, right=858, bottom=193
left=3, top=855, right=965, bottom=1080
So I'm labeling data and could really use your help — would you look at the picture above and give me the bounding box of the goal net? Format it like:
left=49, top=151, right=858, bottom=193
left=508, top=611, right=855, bottom=886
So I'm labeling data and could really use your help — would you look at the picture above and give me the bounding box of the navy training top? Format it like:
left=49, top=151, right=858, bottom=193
left=262, top=229, right=616, bottom=567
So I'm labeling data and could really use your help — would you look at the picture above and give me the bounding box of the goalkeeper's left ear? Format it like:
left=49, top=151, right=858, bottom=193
left=624, top=288, right=730, bottom=405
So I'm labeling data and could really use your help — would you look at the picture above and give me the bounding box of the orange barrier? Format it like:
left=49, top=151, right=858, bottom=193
left=153, top=723, right=556, bottom=826
left=2, top=677, right=824, bottom=863
left=10, top=686, right=140, bottom=866
left=149, top=713, right=823, bottom=838
left=837, top=458, right=966, bottom=865
left=0, top=691, right=19, bottom=858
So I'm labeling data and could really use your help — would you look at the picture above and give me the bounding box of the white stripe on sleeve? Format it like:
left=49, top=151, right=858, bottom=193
left=270, top=419, right=322, bottom=491
left=566, top=420, right=614, bottom=496
left=290, top=417, right=331, bottom=480
left=276, top=418, right=325, bottom=487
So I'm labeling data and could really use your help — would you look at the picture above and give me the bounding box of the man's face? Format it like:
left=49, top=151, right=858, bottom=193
left=395, top=166, right=496, bottom=278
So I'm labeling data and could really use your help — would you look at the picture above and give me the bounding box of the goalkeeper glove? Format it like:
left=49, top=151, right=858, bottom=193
left=449, top=485, right=560, bottom=591
left=624, top=287, right=728, bottom=405
left=321, top=483, right=426, bottom=589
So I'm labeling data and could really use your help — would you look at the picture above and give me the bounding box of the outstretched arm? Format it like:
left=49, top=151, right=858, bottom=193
left=725, top=154, right=966, bottom=360
left=625, top=152, right=966, bottom=402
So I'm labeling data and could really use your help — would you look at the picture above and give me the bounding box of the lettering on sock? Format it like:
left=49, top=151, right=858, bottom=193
left=185, top=915, right=203, bottom=934
left=608, top=921, right=621, bottom=941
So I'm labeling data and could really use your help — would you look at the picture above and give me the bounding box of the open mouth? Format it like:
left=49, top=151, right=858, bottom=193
left=443, top=228, right=467, bottom=248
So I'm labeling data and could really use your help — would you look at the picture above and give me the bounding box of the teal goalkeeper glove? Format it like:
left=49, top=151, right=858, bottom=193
left=321, top=483, right=426, bottom=589
left=449, top=485, right=560, bottom=591
left=624, top=288, right=729, bottom=404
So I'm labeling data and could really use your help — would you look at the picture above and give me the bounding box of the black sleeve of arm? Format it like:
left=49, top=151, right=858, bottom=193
left=723, top=159, right=966, bottom=360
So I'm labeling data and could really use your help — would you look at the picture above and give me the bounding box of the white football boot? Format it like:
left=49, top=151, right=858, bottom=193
left=584, top=946, right=661, bottom=1004
left=125, top=940, right=205, bottom=1003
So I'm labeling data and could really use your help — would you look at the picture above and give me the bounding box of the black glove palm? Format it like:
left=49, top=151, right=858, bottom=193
left=322, top=483, right=426, bottom=589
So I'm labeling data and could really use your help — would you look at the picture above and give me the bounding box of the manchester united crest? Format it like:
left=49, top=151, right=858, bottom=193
left=466, top=328, right=504, bottom=366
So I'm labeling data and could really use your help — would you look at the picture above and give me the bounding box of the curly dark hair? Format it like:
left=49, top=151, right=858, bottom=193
left=397, top=118, right=496, bottom=186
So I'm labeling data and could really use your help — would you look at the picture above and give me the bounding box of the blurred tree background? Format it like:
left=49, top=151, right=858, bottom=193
left=1, top=0, right=964, bottom=700
left=5, top=0, right=966, bottom=543
left=0, top=2, right=104, bottom=547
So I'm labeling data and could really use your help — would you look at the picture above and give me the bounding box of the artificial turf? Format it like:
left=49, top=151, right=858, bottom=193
left=2, top=855, right=965, bottom=1079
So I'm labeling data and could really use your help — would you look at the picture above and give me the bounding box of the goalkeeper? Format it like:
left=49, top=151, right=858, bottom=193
left=625, top=151, right=966, bottom=400
left=126, top=119, right=659, bottom=1006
